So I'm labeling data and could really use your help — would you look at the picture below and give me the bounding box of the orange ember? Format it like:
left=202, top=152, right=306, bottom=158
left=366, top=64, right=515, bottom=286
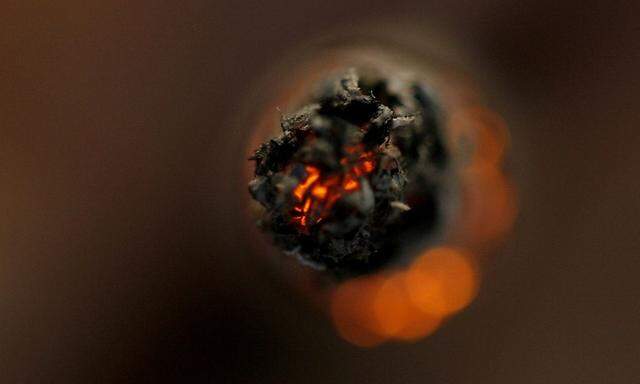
left=291, top=149, right=376, bottom=230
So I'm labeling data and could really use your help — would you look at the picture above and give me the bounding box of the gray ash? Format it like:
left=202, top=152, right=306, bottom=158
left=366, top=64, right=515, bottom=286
left=249, top=69, right=450, bottom=277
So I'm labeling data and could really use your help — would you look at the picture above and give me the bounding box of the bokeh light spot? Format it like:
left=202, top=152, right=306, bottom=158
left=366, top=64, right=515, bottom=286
left=404, top=247, right=479, bottom=317
left=331, top=276, right=387, bottom=347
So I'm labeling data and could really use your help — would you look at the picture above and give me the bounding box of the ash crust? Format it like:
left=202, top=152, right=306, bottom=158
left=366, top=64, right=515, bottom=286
left=249, top=69, right=449, bottom=277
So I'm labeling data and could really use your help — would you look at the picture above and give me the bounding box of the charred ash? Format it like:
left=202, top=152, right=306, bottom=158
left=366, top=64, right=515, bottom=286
left=249, top=69, right=451, bottom=277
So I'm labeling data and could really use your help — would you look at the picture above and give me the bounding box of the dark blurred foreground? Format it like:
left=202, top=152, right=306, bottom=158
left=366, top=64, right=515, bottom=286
left=2, top=1, right=639, bottom=383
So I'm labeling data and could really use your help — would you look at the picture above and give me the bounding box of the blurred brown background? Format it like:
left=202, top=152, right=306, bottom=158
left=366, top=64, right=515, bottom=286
left=2, top=1, right=639, bottom=383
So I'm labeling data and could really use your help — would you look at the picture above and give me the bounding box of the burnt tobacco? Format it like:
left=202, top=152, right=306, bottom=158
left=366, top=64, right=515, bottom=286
left=249, top=69, right=450, bottom=277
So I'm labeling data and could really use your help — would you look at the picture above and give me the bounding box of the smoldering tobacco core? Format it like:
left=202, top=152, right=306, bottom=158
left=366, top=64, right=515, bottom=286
left=249, top=69, right=450, bottom=277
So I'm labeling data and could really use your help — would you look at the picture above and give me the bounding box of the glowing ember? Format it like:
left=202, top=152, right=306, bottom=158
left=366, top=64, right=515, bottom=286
left=292, top=166, right=320, bottom=200
left=291, top=150, right=376, bottom=230
left=311, top=185, right=328, bottom=199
